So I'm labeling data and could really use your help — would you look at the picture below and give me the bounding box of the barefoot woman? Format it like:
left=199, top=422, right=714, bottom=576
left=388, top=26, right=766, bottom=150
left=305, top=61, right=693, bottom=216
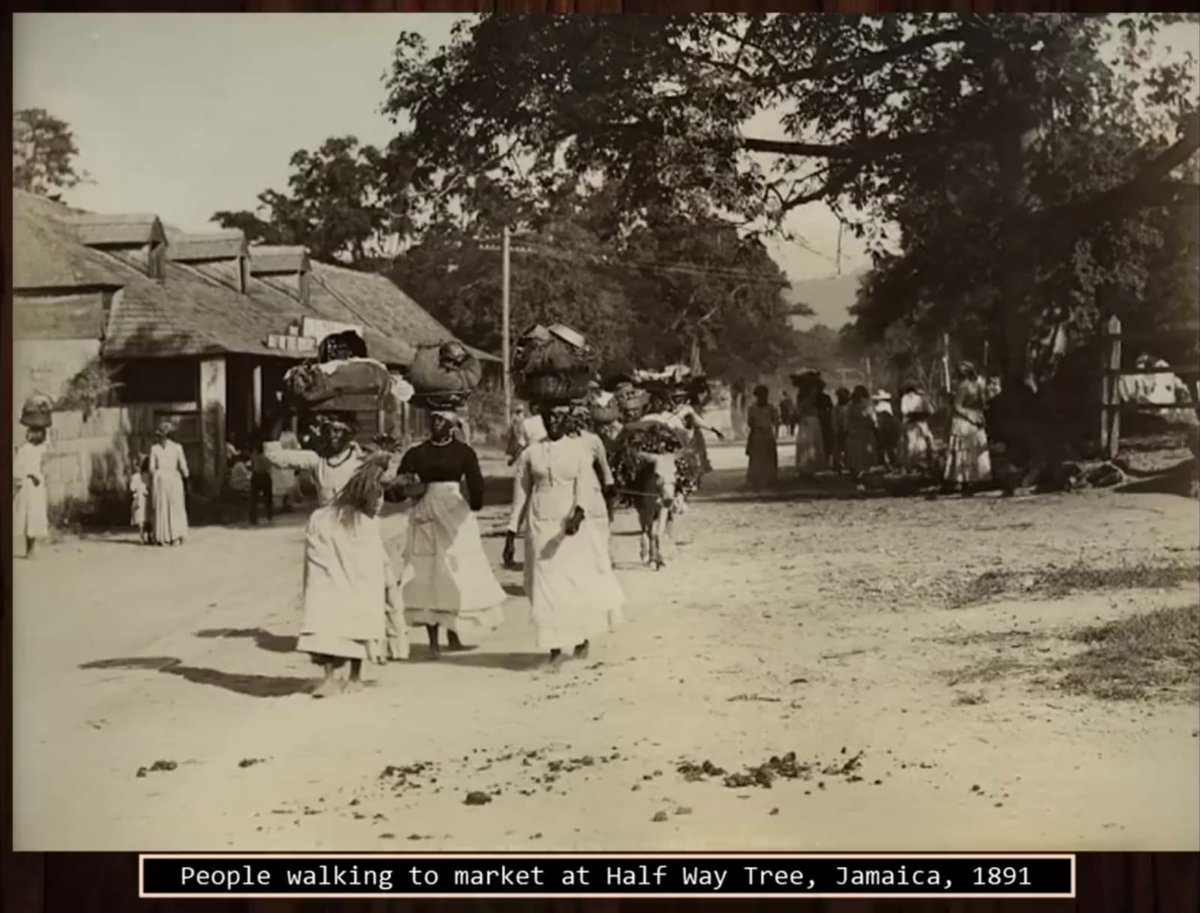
left=504, top=404, right=625, bottom=671
left=299, top=455, right=399, bottom=697
left=398, top=410, right=506, bottom=658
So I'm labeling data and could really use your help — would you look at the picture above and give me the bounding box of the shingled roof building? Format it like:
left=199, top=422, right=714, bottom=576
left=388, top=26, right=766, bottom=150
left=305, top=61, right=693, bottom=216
left=12, top=189, right=488, bottom=496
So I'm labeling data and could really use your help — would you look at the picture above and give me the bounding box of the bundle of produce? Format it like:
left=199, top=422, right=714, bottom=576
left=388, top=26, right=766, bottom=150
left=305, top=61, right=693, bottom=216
left=20, top=394, right=54, bottom=430
left=409, top=390, right=472, bottom=411
left=515, top=323, right=593, bottom=405
left=318, top=330, right=368, bottom=363
left=588, top=390, right=621, bottom=426
left=614, top=383, right=650, bottom=421
left=607, top=420, right=704, bottom=507
left=409, top=341, right=482, bottom=396
left=514, top=324, right=591, bottom=375
left=283, top=357, right=394, bottom=412
left=520, top=371, right=591, bottom=405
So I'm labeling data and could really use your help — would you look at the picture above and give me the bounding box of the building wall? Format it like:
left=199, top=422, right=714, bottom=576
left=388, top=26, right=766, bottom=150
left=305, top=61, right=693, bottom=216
left=12, top=338, right=103, bottom=408
left=29, top=404, right=182, bottom=527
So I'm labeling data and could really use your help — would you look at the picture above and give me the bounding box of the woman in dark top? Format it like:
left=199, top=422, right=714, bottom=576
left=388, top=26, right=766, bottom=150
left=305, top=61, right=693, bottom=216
left=395, top=410, right=506, bottom=658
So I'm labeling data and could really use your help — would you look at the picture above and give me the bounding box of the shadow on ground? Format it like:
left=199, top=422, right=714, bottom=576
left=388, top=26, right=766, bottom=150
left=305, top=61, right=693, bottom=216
left=195, top=628, right=297, bottom=653
left=79, top=656, right=313, bottom=698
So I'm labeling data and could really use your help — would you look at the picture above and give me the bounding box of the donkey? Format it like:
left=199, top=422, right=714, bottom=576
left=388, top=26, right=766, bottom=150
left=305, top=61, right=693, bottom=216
left=634, top=452, right=678, bottom=570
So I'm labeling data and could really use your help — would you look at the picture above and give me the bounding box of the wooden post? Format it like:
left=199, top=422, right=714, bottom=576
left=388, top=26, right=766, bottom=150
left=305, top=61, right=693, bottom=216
left=942, top=333, right=952, bottom=393
left=251, top=364, right=263, bottom=436
left=502, top=226, right=512, bottom=424
left=1103, top=314, right=1122, bottom=459
left=198, top=356, right=227, bottom=497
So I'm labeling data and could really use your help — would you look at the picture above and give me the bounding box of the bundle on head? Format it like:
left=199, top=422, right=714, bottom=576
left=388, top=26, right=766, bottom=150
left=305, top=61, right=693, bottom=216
left=515, top=323, right=593, bottom=405
left=608, top=421, right=703, bottom=507
left=20, top=394, right=54, bottom=430
left=335, top=452, right=394, bottom=517
left=283, top=358, right=392, bottom=412
left=409, top=341, right=482, bottom=397
left=318, top=330, right=368, bottom=363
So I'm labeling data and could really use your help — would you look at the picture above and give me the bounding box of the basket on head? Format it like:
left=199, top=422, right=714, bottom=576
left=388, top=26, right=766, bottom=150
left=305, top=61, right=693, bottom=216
left=20, top=394, right=54, bottom=430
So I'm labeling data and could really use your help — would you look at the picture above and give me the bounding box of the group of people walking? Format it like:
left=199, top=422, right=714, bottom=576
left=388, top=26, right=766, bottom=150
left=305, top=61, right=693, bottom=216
left=269, top=400, right=626, bottom=696
left=744, top=361, right=991, bottom=494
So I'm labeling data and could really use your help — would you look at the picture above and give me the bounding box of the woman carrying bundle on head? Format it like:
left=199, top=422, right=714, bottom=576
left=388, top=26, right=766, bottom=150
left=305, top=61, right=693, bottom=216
left=263, top=413, right=365, bottom=508
left=299, top=454, right=404, bottom=698
left=503, top=404, right=625, bottom=673
left=396, top=408, right=506, bottom=659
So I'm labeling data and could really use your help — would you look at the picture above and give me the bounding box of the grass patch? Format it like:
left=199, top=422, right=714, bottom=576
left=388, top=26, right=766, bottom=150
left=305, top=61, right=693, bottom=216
left=1055, top=604, right=1200, bottom=702
left=943, top=657, right=1032, bottom=687
left=946, top=561, right=1198, bottom=608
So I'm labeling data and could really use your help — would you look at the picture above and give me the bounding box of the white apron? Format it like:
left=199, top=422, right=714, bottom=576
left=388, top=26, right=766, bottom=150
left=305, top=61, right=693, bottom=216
left=401, top=481, right=506, bottom=638
left=13, top=441, right=49, bottom=553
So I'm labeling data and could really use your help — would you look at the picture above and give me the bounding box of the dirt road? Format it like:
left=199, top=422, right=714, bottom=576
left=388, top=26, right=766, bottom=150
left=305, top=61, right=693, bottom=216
left=12, top=443, right=1200, bottom=851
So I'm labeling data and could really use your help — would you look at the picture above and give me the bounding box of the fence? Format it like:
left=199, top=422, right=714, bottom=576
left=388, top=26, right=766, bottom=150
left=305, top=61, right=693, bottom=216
left=1099, top=315, right=1200, bottom=459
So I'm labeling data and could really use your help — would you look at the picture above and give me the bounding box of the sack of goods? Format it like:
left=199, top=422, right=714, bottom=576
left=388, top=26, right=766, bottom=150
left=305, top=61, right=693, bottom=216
left=20, top=394, right=54, bottom=430
left=409, top=341, right=483, bottom=400
left=283, top=357, right=395, bottom=412
left=614, top=383, right=651, bottom=421
left=607, top=420, right=704, bottom=508
left=588, top=390, right=621, bottom=426
left=516, top=324, right=592, bottom=405
left=318, top=330, right=368, bottom=363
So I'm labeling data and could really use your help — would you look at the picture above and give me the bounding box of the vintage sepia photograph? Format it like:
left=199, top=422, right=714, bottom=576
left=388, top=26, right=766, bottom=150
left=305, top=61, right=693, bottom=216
left=10, top=11, right=1200, bottom=853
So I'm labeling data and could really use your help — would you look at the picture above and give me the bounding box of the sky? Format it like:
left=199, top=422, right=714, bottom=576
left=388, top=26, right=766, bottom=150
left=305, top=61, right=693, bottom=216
left=13, top=14, right=1199, bottom=284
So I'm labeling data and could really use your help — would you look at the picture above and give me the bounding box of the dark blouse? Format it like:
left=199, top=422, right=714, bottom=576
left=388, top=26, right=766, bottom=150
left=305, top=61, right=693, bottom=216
left=395, top=440, right=485, bottom=511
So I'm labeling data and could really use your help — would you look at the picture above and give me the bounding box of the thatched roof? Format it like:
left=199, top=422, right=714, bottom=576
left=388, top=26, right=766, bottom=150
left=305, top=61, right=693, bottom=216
left=11, top=191, right=126, bottom=290
left=170, top=231, right=248, bottom=262
left=14, top=190, right=494, bottom=366
left=248, top=245, right=309, bottom=275
left=72, top=213, right=166, bottom=247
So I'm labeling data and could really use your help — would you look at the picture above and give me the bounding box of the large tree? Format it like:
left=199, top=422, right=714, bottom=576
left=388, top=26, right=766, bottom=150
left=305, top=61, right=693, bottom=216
left=214, top=136, right=394, bottom=265
left=12, top=108, right=88, bottom=200
left=377, top=14, right=1200, bottom=375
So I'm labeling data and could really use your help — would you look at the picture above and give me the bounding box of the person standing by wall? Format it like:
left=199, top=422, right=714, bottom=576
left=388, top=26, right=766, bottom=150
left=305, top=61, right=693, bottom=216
left=150, top=422, right=190, bottom=546
left=13, top=425, right=50, bottom=559
left=248, top=435, right=274, bottom=526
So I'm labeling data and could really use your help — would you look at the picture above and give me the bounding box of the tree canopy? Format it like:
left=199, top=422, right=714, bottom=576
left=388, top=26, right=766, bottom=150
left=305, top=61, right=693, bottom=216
left=12, top=108, right=88, bottom=200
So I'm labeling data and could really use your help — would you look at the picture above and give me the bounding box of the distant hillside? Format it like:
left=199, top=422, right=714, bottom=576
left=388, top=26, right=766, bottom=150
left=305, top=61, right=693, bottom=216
left=785, top=270, right=866, bottom=330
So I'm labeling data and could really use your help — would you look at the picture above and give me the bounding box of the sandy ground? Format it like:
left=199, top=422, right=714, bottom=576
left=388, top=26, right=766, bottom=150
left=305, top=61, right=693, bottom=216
left=12, top=441, right=1200, bottom=851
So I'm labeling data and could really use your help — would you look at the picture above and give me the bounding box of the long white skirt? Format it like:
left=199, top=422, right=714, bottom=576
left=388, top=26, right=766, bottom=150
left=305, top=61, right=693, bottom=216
left=13, top=481, right=48, bottom=555
left=401, top=482, right=506, bottom=638
left=525, top=486, right=624, bottom=653
left=151, top=471, right=188, bottom=544
left=299, top=506, right=388, bottom=663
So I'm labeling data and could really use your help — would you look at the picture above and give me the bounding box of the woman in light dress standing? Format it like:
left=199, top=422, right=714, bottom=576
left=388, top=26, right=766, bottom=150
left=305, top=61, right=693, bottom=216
left=943, top=361, right=992, bottom=496
left=794, top=378, right=828, bottom=477
left=503, top=404, right=625, bottom=672
left=394, top=409, right=506, bottom=659
left=13, top=425, right=50, bottom=559
left=149, top=422, right=190, bottom=546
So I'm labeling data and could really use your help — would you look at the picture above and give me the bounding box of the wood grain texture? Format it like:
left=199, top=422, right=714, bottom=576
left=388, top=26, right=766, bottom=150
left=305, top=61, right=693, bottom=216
left=3, top=1, right=1198, bottom=911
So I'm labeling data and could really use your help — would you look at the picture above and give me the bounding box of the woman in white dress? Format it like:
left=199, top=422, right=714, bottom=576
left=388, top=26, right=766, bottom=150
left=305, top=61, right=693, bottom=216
left=503, top=404, right=625, bottom=672
left=263, top=415, right=365, bottom=508
left=395, top=410, right=506, bottom=659
left=149, top=422, right=190, bottom=546
left=568, top=406, right=618, bottom=571
left=299, top=455, right=402, bottom=698
left=13, top=426, right=50, bottom=559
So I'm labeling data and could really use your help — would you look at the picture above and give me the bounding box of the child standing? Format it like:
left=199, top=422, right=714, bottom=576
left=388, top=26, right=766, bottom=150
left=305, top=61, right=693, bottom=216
left=131, top=456, right=151, bottom=543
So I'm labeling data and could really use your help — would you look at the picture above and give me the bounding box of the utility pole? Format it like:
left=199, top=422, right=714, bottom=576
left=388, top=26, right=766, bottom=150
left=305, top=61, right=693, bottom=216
left=835, top=220, right=843, bottom=277
left=502, top=225, right=512, bottom=423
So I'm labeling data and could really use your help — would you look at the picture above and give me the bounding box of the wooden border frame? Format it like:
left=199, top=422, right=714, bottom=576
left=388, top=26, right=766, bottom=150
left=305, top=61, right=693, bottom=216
left=4, top=3, right=1198, bottom=911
